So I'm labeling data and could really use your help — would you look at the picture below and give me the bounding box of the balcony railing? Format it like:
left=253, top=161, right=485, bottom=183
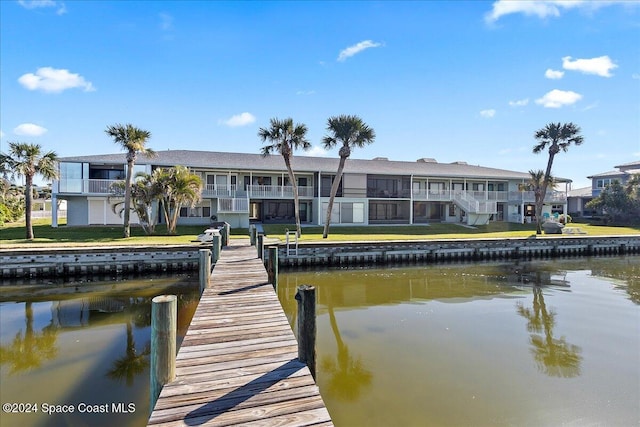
left=218, top=198, right=249, bottom=213
left=203, top=184, right=237, bottom=197
left=246, top=185, right=314, bottom=198
left=55, top=179, right=119, bottom=194
left=452, top=191, right=498, bottom=214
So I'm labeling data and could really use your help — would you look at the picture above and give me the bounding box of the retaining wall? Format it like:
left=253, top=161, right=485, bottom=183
left=270, top=235, right=640, bottom=267
left=0, top=245, right=201, bottom=279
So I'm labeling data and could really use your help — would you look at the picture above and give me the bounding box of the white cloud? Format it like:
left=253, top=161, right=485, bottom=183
left=18, top=0, right=66, bottom=15
left=220, top=112, right=256, bottom=127
left=485, top=0, right=635, bottom=23
left=306, top=146, right=329, bottom=157
left=18, top=67, right=95, bottom=93
left=337, top=40, right=382, bottom=62
left=0, top=130, right=5, bottom=139
left=508, top=98, right=529, bottom=107
left=296, top=90, right=316, bottom=96
left=535, top=89, right=582, bottom=108
left=480, top=109, right=496, bottom=118
left=632, top=73, right=640, bottom=80
left=545, top=68, right=564, bottom=79
left=13, top=123, right=48, bottom=136
left=562, top=56, right=617, bottom=77
left=159, top=12, right=173, bottom=31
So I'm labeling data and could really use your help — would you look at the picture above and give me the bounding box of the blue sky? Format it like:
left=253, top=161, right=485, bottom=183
left=1, top=0, right=639, bottom=189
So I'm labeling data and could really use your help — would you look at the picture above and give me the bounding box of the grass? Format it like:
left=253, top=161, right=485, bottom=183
left=1, top=218, right=638, bottom=249
left=0, top=219, right=248, bottom=248
left=263, top=222, right=640, bottom=242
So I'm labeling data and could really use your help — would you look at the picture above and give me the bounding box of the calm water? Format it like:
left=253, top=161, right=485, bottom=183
left=0, top=274, right=201, bottom=427
left=278, top=256, right=640, bottom=427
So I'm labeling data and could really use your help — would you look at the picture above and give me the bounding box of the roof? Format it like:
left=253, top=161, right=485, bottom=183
left=58, top=149, right=564, bottom=181
left=587, top=170, right=628, bottom=179
left=567, top=186, right=592, bottom=198
left=614, top=160, right=640, bottom=170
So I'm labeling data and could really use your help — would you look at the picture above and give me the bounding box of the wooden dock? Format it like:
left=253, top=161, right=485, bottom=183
left=148, top=240, right=333, bottom=426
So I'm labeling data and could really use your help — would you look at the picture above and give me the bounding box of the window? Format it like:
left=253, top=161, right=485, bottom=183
left=321, top=175, right=342, bottom=197
left=596, top=179, right=612, bottom=188
left=341, top=202, right=364, bottom=223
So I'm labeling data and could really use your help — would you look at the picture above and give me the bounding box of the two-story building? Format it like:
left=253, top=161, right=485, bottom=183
left=51, top=150, right=571, bottom=229
left=567, top=160, right=640, bottom=218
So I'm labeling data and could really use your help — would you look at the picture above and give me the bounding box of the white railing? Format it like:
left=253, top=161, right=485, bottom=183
left=31, top=210, right=67, bottom=218
left=247, top=185, right=314, bottom=198
left=453, top=191, right=497, bottom=214
left=511, top=191, right=567, bottom=203
left=56, top=179, right=120, bottom=194
left=218, top=197, right=249, bottom=213
left=203, top=184, right=237, bottom=197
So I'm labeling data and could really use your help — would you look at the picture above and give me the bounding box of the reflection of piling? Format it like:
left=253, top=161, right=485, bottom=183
left=295, top=285, right=316, bottom=379
left=266, top=246, right=278, bottom=290
left=150, top=295, right=177, bottom=414
left=199, top=249, right=211, bottom=292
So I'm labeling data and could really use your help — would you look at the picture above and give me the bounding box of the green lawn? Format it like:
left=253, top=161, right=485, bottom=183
left=263, top=222, right=640, bottom=241
left=1, top=219, right=638, bottom=249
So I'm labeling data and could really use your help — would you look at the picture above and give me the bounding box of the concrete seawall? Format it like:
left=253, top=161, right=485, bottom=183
left=269, top=235, right=640, bottom=267
left=0, top=245, right=202, bottom=279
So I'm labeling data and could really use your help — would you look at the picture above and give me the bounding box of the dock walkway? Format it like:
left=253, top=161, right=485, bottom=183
left=148, top=240, right=332, bottom=426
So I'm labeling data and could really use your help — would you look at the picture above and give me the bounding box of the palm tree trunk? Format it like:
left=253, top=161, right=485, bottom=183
left=537, top=151, right=556, bottom=234
left=283, top=156, right=302, bottom=237
left=323, top=156, right=347, bottom=238
left=24, top=175, right=34, bottom=240
left=123, top=158, right=133, bottom=238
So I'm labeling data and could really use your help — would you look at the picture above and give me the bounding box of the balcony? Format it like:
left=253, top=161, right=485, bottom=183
left=218, top=198, right=249, bottom=213
left=509, top=191, right=567, bottom=203
left=203, top=184, right=237, bottom=198
left=246, top=185, right=314, bottom=199
left=55, top=179, right=119, bottom=194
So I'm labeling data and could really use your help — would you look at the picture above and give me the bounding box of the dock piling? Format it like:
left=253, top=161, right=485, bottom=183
left=267, top=246, right=278, bottom=290
left=257, top=233, right=264, bottom=259
left=295, top=285, right=316, bottom=379
left=199, top=249, right=211, bottom=292
left=150, top=295, right=177, bottom=414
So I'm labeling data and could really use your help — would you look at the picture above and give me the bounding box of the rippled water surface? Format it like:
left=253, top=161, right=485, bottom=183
left=278, top=256, right=639, bottom=427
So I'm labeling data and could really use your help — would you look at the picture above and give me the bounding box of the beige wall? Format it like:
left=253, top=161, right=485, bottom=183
left=342, top=173, right=367, bottom=197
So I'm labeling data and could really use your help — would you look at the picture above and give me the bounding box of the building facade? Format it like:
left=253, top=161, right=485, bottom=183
left=51, top=150, right=570, bottom=228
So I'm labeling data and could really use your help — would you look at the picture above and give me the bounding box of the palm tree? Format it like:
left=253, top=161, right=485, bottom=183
left=258, top=118, right=311, bottom=237
left=153, top=166, right=203, bottom=234
left=105, top=124, right=154, bottom=238
left=532, top=122, right=584, bottom=234
left=321, top=115, right=375, bottom=238
left=109, top=172, right=161, bottom=235
left=0, top=142, right=58, bottom=239
left=527, top=170, right=554, bottom=234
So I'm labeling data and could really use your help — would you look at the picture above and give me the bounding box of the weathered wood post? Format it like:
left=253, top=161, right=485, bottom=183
left=257, top=233, right=264, bottom=260
left=199, top=249, right=211, bottom=292
left=220, top=225, right=227, bottom=248
left=249, top=224, right=256, bottom=246
left=295, top=285, right=316, bottom=379
left=150, top=295, right=177, bottom=414
left=212, top=233, right=221, bottom=264
left=267, top=246, right=278, bottom=290
left=223, top=222, right=231, bottom=246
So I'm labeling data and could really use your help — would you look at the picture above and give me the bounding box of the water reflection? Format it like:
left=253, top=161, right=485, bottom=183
left=279, top=256, right=639, bottom=427
left=0, top=275, right=200, bottom=427
left=516, top=287, right=582, bottom=378
left=0, top=301, right=59, bottom=374
left=322, top=301, right=372, bottom=401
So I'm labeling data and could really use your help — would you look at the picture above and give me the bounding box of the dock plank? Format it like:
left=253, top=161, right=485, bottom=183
left=148, top=240, right=332, bottom=426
